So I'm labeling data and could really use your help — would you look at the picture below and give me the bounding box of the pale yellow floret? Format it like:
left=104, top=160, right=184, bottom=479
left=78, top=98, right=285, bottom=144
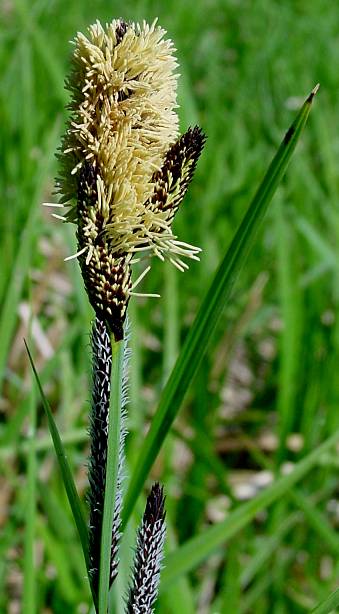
left=60, top=18, right=190, bottom=266
left=55, top=18, right=205, bottom=336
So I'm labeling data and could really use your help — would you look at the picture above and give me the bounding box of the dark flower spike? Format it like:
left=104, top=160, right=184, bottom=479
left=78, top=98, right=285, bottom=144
left=145, top=126, right=206, bottom=271
left=76, top=163, right=131, bottom=341
left=50, top=18, right=206, bottom=339
left=127, top=483, right=166, bottom=614
left=88, top=317, right=129, bottom=595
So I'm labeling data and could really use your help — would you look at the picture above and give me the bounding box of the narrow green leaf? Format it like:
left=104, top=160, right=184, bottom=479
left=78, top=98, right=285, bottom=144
left=219, top=538, right=241, bottom=613
left=37, top=519, right=81, bottom=604
left=0, top=120, right=61, bottom=392
left=160, top=523, right=196, bottom=614
left=24, top=342, right=90, bottom=578
left=311, top=587, right=339, bottom=614
left=275, top=198, right=302, bottom=460
left=160, top=427, right=339, bottom=587
left=122, top=85, right=319, bottom=526
left=172, top=426, right=234, bottom=500
left=98, top=339, right=124, bottom=614
left=290, top=490, right=339, bottom=556
left=14, top=0, right=67, bottom=106
left=22, top=377, right=37, bottom=613
left=239, top=575, right=272, bottom=614
left=0, top=427, right=88, bottom=460
left=240, top=512, right=300, bottom=588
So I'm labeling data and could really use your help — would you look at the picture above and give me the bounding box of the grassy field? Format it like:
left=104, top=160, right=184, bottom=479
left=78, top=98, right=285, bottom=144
left=1, top=0, right=339, bottom=612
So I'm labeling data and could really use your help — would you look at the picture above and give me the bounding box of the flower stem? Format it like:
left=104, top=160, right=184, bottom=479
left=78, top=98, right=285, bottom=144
left=98, top=336, right=124, bottom=614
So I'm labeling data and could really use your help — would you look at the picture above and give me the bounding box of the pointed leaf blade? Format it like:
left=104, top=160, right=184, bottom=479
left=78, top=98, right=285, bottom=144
left=122, top=85, right=319, bottom=526
left=25, top=342, right=90, bottom=575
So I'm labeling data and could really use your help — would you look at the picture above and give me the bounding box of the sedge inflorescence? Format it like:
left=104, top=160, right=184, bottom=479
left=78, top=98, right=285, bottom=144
left=56, top=18, right=205, bottom=340
left=127, top=483, right=166, bottom=613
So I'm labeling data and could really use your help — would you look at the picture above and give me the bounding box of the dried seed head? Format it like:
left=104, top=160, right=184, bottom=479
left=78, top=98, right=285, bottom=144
left=57, top=18, right=206, bottom=339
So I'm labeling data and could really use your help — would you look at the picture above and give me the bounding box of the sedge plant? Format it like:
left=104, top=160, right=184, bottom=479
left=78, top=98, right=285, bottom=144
left=42, top=18, right=204, bottom=614
left=24, top=15, right=331, bottom=614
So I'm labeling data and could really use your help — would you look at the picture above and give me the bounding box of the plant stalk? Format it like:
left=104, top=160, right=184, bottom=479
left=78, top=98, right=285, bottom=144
left=98, top=337, right=124, bottom=614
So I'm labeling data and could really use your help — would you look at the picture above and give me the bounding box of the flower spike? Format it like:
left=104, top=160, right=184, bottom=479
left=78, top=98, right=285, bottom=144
left=127, top=483, right=166, bottom=613
left=87, top=317, right=129, bottom=594
left=57, top=18, right=205, bottom=339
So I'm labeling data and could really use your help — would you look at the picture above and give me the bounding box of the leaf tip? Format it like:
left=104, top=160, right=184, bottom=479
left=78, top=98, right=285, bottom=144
left=307, top=83, right=320, bottom=103
left=23, top=338, right=32, bottom=362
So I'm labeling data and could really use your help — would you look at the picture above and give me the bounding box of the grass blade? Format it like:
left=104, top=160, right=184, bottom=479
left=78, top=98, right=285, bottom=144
left=0, top=120, right=60, bottom=392
left=310, top=588, right=339, bottom=614
left=24, top=342, right=90, bottom=578
left=290, top=490, right=339, bottom=556
left=160, top=427, right=339, bottom=587
left=122, top=85, right=319, bottom=526
left=22, top=373, right=37, bottom=613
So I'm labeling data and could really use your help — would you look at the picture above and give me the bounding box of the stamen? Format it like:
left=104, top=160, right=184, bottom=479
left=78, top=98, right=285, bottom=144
left=86, top=245, right=94, bottom=265
left=169, top=258, right=186, bottom=272
left=129, top=292, right=161, bottom=298
left=173, top=257, right=189, bottom=270
left=131, top=265, right=151, bottom=290
left=52, top=213, right=67, bottom=221
left=173, top=239, right=202, bottom=252
left=42, top=202, right=64, bottom=208
left=64, top=246, right=88, bottom=261
left=154, top=248, right=165, bottom=261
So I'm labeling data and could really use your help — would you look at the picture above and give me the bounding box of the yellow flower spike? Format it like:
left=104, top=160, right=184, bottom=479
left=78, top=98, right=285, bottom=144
left=57, top=18, right=206, bottom=340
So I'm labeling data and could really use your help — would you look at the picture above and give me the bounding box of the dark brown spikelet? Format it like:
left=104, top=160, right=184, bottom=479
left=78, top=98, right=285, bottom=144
left=146, top=125, right=206, bottom=226
left=127, top=483, right=166, bottom=614
left=115, top=19, right=128, bottom=45
left=76, top=163, right=132, bottom=341
left=88, top=318, right=128, bottom=595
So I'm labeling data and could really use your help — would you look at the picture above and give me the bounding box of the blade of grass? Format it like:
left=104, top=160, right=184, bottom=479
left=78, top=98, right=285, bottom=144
left=275, top=197, right=302, bottom=461
left=37, top=519, right=81, bottom=604
left=290, top=490, right=339, bottom=556
left=98, top=338, right=124, bottom=614
left=160, top=523, right=196, bottom=614
left=0, top=427, right=88, bottom=460
left=160, top=427, right=339, bottom=587
left=0, top=119, right=60, bottom=392
left=0, top=322, right=81, bottom=449
left=240, top=511, right=300, bottom=589
left=128, top=286, right=144, bottom=457
left=239, top=575, right=273, bottom=614
left=24, top=342, right=90, bottom=579
left=219, top=538, right=241, bottom=613
left=39, top=484, right=90, bottom=593
left=163, top=262, right=179, bottom=384
left=311, top=588, right=339, bottom=614
left=122, top=85, right=319, bottom=526
left=172, top=425, right=234, bottom=501
left=13, top=0, right=68, bottom=105
left=22, top=373, right=37, bottom=614
left=110, top=516, right=136, bottom=614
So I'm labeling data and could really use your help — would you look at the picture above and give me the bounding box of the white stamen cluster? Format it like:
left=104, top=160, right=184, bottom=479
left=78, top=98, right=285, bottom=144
left=55, top=17, right=205, bottom=339
left=58, top=19, right=200, bottom=262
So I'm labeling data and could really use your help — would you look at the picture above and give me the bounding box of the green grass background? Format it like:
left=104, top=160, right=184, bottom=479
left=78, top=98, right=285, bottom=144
left=1, top=0, right=339, bottom=612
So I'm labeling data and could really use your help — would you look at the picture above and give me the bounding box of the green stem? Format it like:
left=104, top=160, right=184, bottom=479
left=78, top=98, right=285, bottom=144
left=311, top=588, right=339, bottom=614
left=98, top=337, right=124, bottom=614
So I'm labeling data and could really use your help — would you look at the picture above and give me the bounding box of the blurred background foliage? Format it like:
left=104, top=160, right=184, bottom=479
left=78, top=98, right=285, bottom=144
left=1, top=0, right=339, bottom=612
